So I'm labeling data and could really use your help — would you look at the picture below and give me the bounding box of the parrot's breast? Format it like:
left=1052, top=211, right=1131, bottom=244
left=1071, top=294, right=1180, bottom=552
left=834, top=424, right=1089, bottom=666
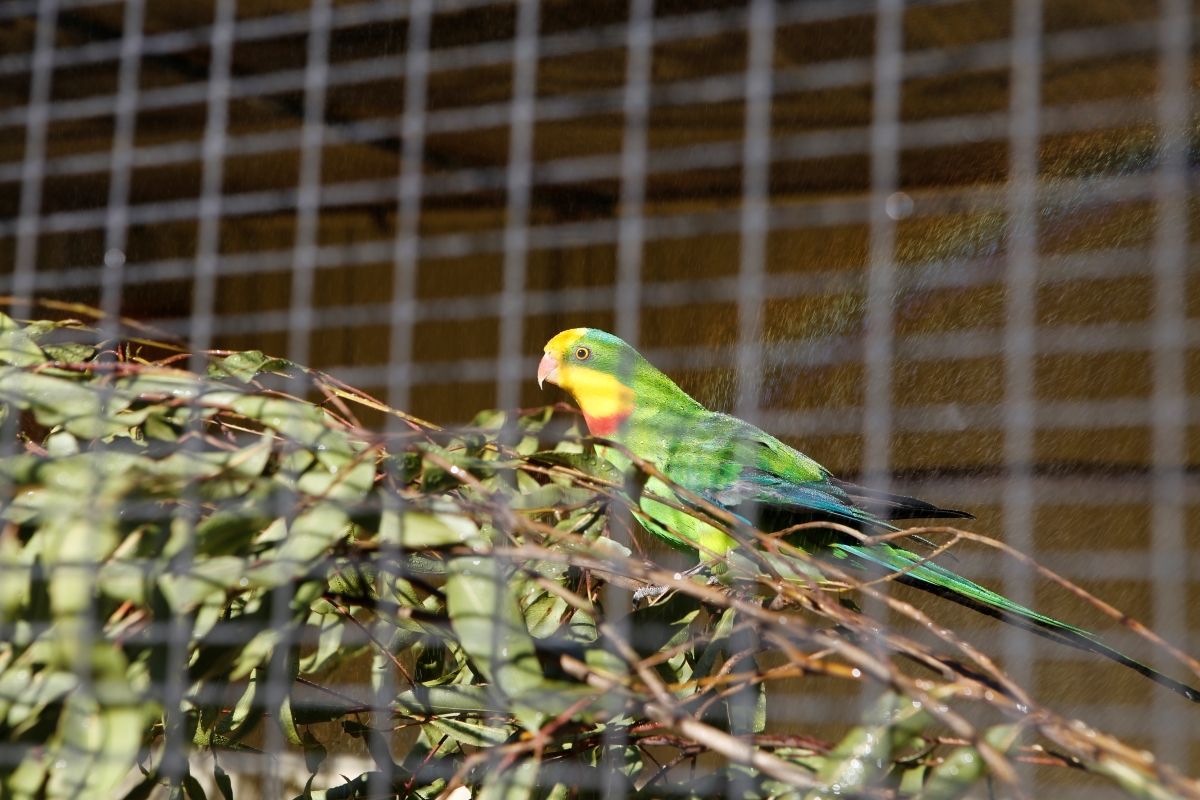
left=558, top=365, right=635, bottom=436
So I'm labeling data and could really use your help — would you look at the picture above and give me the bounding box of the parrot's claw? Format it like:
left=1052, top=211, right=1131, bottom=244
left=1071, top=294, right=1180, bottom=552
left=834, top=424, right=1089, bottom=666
left=632, top=584, right=669, bottom=604
left=633, top=564, right=716, bottom=605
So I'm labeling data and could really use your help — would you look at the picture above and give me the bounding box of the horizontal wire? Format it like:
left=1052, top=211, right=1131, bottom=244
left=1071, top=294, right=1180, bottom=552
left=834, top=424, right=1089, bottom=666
left=0, top=88, right=1186, bottom=245
left=1, top=160, right=1191, bottom=299
left=0, top=0, right=978, bottom=75
left=305, top=315, right=1200, bottom=397
left=121, top=238, right=1198, bottom=339
left=0, top=0, right=872, bottom=125
left=0, top=13, right=1173, bottom=172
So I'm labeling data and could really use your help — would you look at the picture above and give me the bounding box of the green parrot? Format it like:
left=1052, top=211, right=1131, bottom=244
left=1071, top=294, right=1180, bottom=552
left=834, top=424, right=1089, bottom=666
left=537, top=327, right=1200, bottom=702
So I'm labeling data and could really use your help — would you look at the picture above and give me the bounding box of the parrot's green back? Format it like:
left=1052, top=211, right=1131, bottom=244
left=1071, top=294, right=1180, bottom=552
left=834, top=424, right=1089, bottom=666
left=541, top=328, right=1200, bottom=703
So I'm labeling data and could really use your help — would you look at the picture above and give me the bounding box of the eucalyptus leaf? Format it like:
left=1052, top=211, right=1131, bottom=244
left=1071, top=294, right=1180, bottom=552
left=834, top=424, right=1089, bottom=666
left=213, top=763, right=234, bottom=800
left=479, top=757, right=540, bottom=800
left=426, top=715, right=514, bottom=748
left=210, top=350, right=295, bottom=383
left=41, top=342, right=97, bottom=363
left=445, top=556, right=546, bottom=729
left=0, top=326, right=47, bottom=366
left=916, top=724, right=1020, bottom=800
left=522, top=590, right=569, bottom=639
left=380, top=509, right=482, bottom=548
left=393, top=684, right=500, bottom=716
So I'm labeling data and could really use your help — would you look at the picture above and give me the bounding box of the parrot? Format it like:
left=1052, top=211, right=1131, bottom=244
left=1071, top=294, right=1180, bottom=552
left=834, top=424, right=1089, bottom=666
left=537, top=327, right=1200, bottom=702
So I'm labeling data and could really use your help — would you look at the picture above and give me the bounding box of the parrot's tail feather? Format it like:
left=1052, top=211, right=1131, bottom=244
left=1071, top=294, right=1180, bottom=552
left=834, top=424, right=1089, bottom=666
left=836, top=543, right=1200, bottom=704
left=831, top=479, right=975, bottom=521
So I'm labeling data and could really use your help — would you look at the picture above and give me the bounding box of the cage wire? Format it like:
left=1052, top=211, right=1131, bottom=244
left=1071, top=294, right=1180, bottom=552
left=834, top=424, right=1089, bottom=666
left=0, top=0, right=1198, bottom=797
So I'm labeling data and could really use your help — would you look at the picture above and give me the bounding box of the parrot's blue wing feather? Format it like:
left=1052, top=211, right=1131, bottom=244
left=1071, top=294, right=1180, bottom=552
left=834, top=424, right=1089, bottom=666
left=709, top=468, right=894, bottom=531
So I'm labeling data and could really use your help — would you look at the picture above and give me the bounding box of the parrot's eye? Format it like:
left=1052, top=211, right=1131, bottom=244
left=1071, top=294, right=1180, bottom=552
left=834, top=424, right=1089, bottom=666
left=574, top=346, right=591, bottom=361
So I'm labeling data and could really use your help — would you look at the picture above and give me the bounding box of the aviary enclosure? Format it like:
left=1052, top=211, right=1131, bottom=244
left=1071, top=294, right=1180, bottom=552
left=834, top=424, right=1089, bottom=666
left=0, top=0, right=1197, bottom=797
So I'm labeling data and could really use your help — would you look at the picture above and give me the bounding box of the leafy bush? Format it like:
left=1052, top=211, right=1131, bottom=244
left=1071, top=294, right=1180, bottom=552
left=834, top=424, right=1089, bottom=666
left=0, top=310, right=1195, bottom=799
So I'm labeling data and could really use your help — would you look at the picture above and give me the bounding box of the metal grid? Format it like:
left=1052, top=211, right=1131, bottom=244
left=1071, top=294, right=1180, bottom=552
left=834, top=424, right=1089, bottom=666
left=1, top=0, right=1197, bottom=795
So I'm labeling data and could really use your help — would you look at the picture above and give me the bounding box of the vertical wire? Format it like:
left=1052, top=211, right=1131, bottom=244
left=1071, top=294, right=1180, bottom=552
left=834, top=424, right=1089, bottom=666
left=11, top=0, right=58, bottom=321
left=1150, top=0, right=1191, bottom=771
left=286, top=0, right=333, bottom=366
left=729, top=0, right=774, bottom=795
left=492, top=0, right=540, bottom=786
left=604, top=7, right=655, bottom=796
left=863, top=0, right=902, bottom=493
left=170, top=0, right=236, bottom=786
left=189, top=0, right=236, bottom=358
left=99, top=0, right=145, bottom=337
left=265, top=2, right=334, bottom=794
left=386, top=0, right=434, bottom=416
left=374, top=2, right=434, bottom=796
left=1002, top=0, right=1041, bottom=726
left=90, top=1, right=145, bottom=784
left=861, top=0, right=902, bottom=732
left=614, top=0, right=654, bottom=348
left=496, top=0, right=540, bottom=417
left=734, top=0, right=774, bottom=425
left=0, top=14, right=58, bottom=737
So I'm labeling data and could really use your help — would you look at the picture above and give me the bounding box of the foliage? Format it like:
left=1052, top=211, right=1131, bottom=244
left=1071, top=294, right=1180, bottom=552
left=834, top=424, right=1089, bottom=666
left=0, top=308, right=1196, bottom=799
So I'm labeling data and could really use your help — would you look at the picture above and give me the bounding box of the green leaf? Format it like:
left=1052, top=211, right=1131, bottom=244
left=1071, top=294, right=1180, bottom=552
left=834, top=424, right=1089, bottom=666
left=299, top=612, right=347, bottom=675
left=229, top=395, right=352, bottom=461
left=508, top=484, right=596, bottom=511
left=0, top=325, right=47, bottom=366
left=380, top=509, right=482, bottom=548
left=0, top=529, right=33, bottom=619
left=212, top=763, right=234, bottom=800
left=41, top=342, right=97, bottom=363
left=6, top=752, right=50, bottom=799
left=182, top=772, right=208, bottom=800
left=222, top=674, right=265, bottom=741
left=295, top=456, right=376, bottom=502
left=479, top=757, right=540, bottom=800
left=692, top=606, right=736, bottom=687
left=0, top=369, right=137, bottom=438
left=194, top=507, right=271, bottom=556
left=4, top=669, right=78, bottom=729
left=916, top=723, right=1020, bottom=800
left=522, top=590, right=569, bottom=639
left=393, top=684, right=500, bottom=716
left=270, top=504, right=351, bottom=569
left=158, top=556, right=248, bottom=612
left=301, top=728, right=327, bottom=775
left=277, top=688, right=305, bottom=746
left=210, top=350, right=295, bottom=383
left=426, top=716, right=514, bottom=748
left=529, top=450, right=623, bottom=483
left=805, top=693, right=932, bottom=799
left=445, top=556, right=547, bottom=729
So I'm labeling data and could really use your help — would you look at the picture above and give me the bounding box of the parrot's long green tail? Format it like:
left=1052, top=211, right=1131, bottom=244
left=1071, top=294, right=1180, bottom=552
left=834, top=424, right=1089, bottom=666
left=836, top=543, right=1200, bottom=703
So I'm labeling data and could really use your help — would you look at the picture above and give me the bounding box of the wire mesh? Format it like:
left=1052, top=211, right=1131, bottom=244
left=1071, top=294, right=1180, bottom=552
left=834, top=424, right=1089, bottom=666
left=0, top=0, right=1197, bottom=797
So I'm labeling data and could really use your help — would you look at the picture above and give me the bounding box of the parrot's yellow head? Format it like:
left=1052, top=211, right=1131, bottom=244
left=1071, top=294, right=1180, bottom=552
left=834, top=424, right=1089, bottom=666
left=538, top=328, right=639, bottom=436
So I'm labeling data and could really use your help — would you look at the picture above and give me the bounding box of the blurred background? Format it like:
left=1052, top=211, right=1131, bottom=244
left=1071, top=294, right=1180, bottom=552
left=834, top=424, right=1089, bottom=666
left=0, top=0, right=1197, bottom=793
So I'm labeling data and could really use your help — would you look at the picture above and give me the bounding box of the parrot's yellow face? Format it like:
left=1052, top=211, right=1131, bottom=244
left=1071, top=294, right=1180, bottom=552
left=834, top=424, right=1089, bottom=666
left=538, top=328, right=635, bottom=436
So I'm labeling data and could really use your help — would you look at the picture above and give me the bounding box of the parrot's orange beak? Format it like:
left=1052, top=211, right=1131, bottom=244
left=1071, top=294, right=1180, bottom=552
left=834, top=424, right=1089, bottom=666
left=537, top=352, right=560, bottom=389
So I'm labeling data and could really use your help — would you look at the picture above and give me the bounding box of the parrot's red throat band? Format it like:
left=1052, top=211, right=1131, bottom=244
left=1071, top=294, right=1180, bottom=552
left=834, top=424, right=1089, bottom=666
left=581, top=407, right=631, bottom=437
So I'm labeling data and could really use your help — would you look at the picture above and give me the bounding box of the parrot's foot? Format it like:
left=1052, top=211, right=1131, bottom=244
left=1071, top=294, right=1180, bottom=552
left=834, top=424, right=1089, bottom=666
left=633, top=564, right=716, bottom=605
left=632, top=584, right=669, bottom=604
